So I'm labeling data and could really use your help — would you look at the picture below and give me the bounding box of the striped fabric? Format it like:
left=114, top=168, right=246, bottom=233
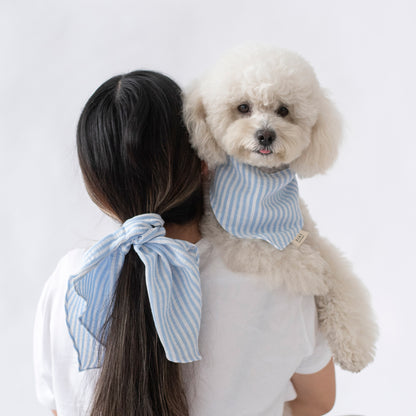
left=65, top=213, right=202, bottom=371
left=210, top=156, right=303, bottom=250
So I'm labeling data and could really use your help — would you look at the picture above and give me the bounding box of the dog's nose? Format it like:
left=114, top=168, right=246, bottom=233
left=256, top=129, right=276, bottom=146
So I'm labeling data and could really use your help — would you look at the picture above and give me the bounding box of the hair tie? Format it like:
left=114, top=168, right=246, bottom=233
left=65, top=213, right=202, bottom=370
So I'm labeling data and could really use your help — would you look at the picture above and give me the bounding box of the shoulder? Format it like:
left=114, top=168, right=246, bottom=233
left=46, top=249, right=86, bottom=289
left=36, top=249, right=86, bottom=315
left=55, top=248, right=86, bottom=276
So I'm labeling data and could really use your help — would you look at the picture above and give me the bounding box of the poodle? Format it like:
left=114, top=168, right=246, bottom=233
left=184, top=44, right=378, bottom=374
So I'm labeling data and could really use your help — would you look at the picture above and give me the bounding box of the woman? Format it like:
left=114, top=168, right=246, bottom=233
left=34, top=70, right=335, bottom=416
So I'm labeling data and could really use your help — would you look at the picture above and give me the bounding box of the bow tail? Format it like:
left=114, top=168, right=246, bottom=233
left=137, top=246, right=202, bottom=363
left=65, top=250, right=125, bottom=370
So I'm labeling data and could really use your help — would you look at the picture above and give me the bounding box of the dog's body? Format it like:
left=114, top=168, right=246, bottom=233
left=184, top=45, right=378, bottom=373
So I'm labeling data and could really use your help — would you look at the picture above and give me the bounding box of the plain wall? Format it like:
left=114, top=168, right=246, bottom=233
left=1, top=0, right=415, bottom=414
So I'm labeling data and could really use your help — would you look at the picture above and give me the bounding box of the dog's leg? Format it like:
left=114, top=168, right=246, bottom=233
left=300, top=200, right=378, bottom=372
left=314, top=236, right=378, bottom=372
left=275, top=242, right=331, bottom=296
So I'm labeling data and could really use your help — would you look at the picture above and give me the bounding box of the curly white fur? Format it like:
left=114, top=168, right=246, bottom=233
left=184, top=44, right=378, bottom=374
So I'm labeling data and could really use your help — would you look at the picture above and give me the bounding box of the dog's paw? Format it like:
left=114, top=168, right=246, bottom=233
left=316, top=292, right=378, bottom=372
left=333, top=341, right=376, bottom=373
left=327, top=323, right=377, bottom=372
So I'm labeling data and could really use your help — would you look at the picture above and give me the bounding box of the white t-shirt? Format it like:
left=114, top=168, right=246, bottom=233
left=34, top=238, right=331, bottom=416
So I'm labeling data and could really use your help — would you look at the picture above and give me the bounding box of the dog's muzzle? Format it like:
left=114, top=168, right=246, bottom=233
left=255, top=129, right=276, bottom=154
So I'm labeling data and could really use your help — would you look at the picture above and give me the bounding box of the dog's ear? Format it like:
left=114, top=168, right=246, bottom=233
left=291, top=92, right=343, bottom=178
left=183, top=83, right=226, bottom=169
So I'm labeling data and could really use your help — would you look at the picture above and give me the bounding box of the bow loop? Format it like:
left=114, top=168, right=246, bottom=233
left=65, top=213, right=202, bottom=371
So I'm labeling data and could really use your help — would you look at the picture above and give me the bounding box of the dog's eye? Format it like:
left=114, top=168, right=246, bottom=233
left=237, top=104, right=250, bottom=114
left=277, top=106, right=289, bottom=117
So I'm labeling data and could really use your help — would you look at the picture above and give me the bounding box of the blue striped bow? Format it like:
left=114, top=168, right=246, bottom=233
left=65, top=213, right=202, bottom=371
left=210, top=156, right=303, bottom=250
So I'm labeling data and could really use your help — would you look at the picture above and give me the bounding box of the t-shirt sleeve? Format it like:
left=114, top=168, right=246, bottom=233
left=33, top=271, right=57, bottom=410
left=295, top=322, right=332, bottom=375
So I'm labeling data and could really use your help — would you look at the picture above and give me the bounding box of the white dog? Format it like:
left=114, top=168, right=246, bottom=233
left=184, top=45, right=378, bottom=373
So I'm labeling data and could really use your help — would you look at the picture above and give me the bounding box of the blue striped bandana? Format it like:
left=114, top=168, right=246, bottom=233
left=65, top=213, right=202, bottom=371
left=210, top=156, right=303, bottom=250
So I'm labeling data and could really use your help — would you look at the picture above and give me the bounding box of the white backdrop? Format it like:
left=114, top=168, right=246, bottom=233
left=1, top=0, right=415, bottom=414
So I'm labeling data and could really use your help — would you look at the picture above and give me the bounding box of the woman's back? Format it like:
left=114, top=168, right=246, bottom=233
left=34, top=239, right=331, bottom=415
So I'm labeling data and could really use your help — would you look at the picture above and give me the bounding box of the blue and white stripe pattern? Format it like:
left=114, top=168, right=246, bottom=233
left=210, top=156, right=303, bottom=250
left=65, top=213, right=202, bottom=371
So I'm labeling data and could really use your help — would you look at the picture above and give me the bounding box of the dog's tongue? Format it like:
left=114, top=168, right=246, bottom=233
left=259, top=149, right=272, bottom=154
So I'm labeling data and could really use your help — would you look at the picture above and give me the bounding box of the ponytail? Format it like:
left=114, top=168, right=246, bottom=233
left=90, top=250, right=188, bottom=416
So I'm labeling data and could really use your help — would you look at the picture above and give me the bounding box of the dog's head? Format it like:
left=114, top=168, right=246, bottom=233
left=184, top=45, right=342, bottom=177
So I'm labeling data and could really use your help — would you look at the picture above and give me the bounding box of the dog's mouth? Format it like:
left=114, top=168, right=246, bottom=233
left=256, top=147, right=273, bottom=155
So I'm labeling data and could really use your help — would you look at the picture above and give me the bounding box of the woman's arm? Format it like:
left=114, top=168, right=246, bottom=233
left=288, top=358, right=335, bottom=416
left=52, top=411, right=57, bottom=416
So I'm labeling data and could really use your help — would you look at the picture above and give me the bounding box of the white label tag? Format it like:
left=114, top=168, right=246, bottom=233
left=292, top=230, right=309, bottom=247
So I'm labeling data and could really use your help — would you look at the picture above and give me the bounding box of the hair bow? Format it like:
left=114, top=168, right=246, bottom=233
left=65, top=213, right=202, bottom=370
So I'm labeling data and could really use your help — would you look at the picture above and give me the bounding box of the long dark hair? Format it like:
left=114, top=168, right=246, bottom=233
left=76, top=70, right=203, bottom=415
